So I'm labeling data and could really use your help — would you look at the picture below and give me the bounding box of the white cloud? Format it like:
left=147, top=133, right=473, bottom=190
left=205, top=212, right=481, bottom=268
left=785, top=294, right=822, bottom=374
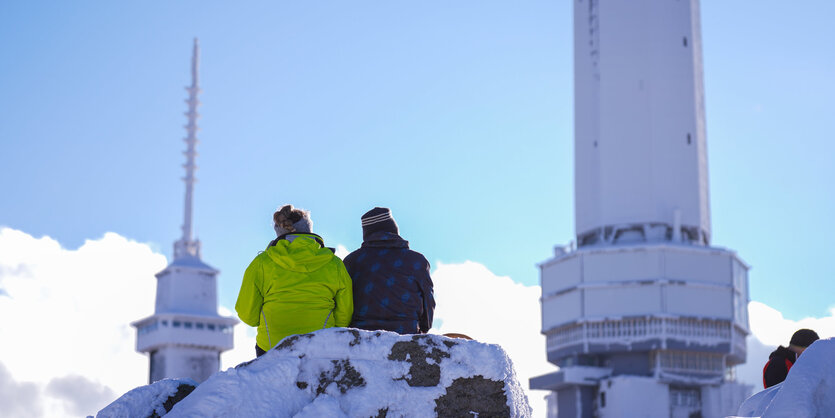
left=748, top=301, right=835, bottom=347
left=45, top=374, right=116, bottom=416
left=0, top=227, right=261, bottom=416
left=334, top=244, right=349, bottom=259
left=0, top=362, right=42, bottom=417
left=0, top=227, right=165, bottom=417
left=430, top=261, right=555, bottom=418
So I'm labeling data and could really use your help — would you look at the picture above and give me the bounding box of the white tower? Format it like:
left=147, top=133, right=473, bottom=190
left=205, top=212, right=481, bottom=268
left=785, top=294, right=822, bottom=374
left=530, top=2, right=751, bottom=417
left=132, top=39, right=237, bottom=384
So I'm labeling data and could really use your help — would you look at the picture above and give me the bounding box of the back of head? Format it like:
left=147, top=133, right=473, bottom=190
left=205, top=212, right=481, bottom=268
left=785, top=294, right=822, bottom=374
left=361, top=207, right=399, bottom=240
left=273, top=204, right=313, bottom=237
left=790, top=328, right=820, bottom=348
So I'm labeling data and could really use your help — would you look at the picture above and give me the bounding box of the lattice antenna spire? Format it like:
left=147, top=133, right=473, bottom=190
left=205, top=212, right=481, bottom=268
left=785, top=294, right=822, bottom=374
left=174, top=38, right=202, bottom=259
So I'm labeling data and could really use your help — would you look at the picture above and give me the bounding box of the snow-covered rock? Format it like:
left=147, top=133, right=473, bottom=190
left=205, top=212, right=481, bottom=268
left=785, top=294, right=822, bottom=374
left=735, top=338, right=835, bottom=418
left=97, top=328, right=531, bottom=417
left=96, top=378, right=197, bottom=418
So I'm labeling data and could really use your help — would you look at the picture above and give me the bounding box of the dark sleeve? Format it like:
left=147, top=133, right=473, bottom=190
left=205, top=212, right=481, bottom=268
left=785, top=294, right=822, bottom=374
left=763, top=358, right=789, bottom=388
left=418, top=257, right=435, bottom=333
left=342, top=251, right=356, bottom=275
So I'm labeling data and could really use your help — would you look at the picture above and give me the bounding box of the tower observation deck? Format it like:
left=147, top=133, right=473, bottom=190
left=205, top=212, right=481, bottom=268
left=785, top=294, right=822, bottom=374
left=132, top=39, right=237, bottom=384
left=530, top=1, right=751, bottom=417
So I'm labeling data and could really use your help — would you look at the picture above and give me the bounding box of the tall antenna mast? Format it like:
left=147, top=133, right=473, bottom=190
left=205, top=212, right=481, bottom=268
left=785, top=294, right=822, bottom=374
left=175, top=38, right=201, bottom=259
left=134, top=38, right=236, bottom=387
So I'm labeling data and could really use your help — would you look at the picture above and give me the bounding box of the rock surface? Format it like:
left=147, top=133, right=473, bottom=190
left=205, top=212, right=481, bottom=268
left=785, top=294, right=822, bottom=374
left=97, top=328, right=531, bottom=417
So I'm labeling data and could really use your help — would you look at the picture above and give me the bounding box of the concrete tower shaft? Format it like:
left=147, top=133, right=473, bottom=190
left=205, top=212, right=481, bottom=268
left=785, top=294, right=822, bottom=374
left=531, top=2, right=751, bottom=416
left=574, top=0, right=711, bottom=247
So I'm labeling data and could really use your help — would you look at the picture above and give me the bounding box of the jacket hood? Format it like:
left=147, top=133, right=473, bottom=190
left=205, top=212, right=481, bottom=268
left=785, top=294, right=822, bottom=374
left=265, top=235, right=334, bottom=273
left=769, top=345, right=796, bottom=361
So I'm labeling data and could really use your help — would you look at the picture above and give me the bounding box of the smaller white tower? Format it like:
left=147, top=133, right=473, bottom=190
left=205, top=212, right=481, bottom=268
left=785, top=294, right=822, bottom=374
left=132, top=39, right=237, bottom=384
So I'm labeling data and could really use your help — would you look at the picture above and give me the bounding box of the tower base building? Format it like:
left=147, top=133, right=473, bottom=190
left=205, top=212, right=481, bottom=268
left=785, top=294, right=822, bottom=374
left=531, top=243, right=751, bottom=417
left=133, top=256, right=237, bottom=383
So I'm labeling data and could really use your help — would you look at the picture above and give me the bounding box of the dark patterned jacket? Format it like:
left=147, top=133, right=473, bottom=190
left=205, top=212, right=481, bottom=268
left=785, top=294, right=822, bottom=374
left=343, top=231, right=435, bottom=334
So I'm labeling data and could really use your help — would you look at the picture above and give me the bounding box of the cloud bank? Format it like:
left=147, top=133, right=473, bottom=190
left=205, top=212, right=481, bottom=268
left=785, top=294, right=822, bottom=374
left=1, top=227, right=833, bottom=417
left=0, top=227, right=164, bottom=416
left=748, top=301, right=835, bottom=346
left=0, top=361, right=42, bottom=417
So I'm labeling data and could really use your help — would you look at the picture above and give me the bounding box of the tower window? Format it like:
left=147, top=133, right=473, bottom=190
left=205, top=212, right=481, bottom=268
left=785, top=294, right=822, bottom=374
left=173, top=321, right=182, bottom=328
left=196, top=323, right=205, bottom=330
left=683, top=37, right=688, bottom=47
left=600, top=392, right=606, bottom=408
left=687, top=133, right=692, bottom=144
left=208, top=324, right=216, bottom=331
left=184, top=322, right=193, bottom=329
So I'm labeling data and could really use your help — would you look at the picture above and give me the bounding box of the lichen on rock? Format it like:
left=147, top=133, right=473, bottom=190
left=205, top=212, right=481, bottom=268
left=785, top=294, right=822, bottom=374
left=315, top=359, right=366, bottom=395
left=435, top=375, right=511, bottom=418
left=387, top=335, right=454, bottom=387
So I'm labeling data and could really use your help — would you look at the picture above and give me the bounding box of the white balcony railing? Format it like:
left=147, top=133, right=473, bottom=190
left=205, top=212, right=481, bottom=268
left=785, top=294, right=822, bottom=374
left=136, top=317, right=234, bottom=352
left=546, top=317, right=734, bottom=353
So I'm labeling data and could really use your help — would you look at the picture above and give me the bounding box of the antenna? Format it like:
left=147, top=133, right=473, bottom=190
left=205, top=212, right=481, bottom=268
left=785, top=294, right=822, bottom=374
left=175, top=38, right=201, bottom=259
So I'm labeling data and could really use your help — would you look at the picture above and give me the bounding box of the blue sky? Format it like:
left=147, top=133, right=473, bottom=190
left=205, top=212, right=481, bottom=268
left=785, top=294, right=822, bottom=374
left=1, top=0, right=833, bottom=324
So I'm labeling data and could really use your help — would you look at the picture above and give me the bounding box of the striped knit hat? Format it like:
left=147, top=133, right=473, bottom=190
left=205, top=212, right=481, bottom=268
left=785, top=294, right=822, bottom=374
left=361, top=207, right=399, bottom=240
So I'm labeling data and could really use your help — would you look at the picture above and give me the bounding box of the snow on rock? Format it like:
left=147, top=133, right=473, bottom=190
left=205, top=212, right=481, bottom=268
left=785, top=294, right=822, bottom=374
left=96, top=328, right=531, bottom=417
left=736, top=384, right=781, bottom=418
left=96, top=378, right=197, bottom=418
left=735, top=338, right=835, bottom=418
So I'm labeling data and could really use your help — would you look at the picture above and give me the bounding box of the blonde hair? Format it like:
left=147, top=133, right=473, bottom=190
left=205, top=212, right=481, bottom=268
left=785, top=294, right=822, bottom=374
left=273, top=204, right=309, bottom=233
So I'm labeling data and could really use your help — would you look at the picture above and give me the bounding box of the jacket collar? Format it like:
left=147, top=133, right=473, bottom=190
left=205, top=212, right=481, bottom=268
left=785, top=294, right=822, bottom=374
left=362, top=231, right=409, bottom=248
left=268, top=232, right=325, bottom=249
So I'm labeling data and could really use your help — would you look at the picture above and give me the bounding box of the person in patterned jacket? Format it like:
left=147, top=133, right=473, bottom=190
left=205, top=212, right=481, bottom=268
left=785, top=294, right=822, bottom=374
left=343, top=207, right=435, bottom=334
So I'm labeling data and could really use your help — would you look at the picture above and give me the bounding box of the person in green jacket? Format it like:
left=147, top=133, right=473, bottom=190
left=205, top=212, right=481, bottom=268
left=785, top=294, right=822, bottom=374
left=236, top=204, right=353, bottom=357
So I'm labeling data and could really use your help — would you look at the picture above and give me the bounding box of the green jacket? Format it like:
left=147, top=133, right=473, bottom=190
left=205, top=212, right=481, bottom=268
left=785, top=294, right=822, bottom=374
left=235, top=234, right=353, bottom=351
